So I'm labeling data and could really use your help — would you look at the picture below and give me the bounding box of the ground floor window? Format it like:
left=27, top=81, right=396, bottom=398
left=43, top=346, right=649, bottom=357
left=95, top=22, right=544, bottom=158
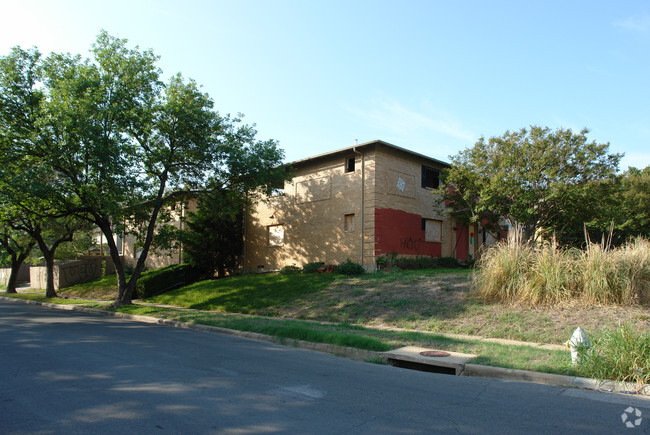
left=268, top=224, right=284, bottom=246
left=423, top=219, right=442, bottom=242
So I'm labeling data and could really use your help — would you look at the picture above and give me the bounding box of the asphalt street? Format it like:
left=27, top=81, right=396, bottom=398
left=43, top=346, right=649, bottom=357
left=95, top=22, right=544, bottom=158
left=0, top=299, right=648, bottom=434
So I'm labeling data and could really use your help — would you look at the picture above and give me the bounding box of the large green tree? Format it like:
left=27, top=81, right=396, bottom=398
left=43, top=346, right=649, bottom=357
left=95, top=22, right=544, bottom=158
left=0, top=46, right=92, bottom=297
left=1, top=32, right=287, bottom=306
left=439, top=126, right=622, bottom=243
left=0, top=46, right=41, bottom=293
left=616, top=166, right=650, bottom=239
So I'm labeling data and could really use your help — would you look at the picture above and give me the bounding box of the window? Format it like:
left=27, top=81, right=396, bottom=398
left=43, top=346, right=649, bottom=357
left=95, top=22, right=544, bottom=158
left=270, top=180, right=285, bottom=196
left=344, top=214, right=355, bottom=232
left=421, top=165, right=440, bottom=189
left=345, top=157, right=356, bottom=173
left=270, top=187, right=285, bottom=196
left=268, top=224, right=284, bottom=246
left=422, top=219, right=442, bottom=242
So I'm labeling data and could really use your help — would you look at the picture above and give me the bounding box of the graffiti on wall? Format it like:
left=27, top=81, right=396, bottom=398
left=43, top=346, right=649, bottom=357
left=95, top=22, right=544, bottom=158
left=375, top=208, right=442, bottom=257
left=60, top=260, right=102, bottom=287
left=400, top=237, right=426, bottom=254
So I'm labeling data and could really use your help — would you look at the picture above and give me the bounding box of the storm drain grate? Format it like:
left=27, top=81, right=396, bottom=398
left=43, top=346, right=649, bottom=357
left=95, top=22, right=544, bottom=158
left=384, top=346, right=477, bottom=376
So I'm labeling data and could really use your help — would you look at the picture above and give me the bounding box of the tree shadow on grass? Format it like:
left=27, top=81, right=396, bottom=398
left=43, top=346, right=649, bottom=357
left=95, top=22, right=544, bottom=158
left=151, top=273, right=338, bottom=313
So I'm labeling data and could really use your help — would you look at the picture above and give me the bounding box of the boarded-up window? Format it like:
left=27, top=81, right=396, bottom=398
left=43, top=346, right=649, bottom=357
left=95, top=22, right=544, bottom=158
left=424, top=219, right=442, bottom=242
left=344, top=214, right=355, bottom=232
left=268, top=225, right=284, bottom=246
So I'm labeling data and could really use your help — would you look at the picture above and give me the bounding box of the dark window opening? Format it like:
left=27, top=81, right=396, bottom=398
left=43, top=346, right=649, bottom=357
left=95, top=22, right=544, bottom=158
left=344, top=214, right=355, bottom=232
left=345, top=157, right=356, bottom=173
left=421, top=166, right=440, bottom=189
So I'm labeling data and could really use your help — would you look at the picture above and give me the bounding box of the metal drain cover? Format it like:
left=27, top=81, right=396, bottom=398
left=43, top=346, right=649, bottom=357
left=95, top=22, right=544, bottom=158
left=419, top=350, right=451, bottom=357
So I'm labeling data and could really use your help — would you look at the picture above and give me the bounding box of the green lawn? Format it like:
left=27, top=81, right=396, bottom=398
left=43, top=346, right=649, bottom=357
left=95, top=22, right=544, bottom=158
left=59, top=274, right=120, bottom=300
left=113, top=304, right=574, bottom=376
left=3, top=293, right=105, bottom=305
left=148, top=272, right=338, bottom=313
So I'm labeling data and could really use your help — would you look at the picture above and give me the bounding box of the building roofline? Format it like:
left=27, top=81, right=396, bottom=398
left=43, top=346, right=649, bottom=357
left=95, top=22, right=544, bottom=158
left=289, top=140, right=451, bottom=168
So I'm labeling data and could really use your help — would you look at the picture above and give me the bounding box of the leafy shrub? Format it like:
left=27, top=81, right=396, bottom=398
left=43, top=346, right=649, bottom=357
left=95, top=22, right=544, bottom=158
left=335, top=259, right=365, bottom=275
left=280, top=265, right=302, bottom=275
left=134, top=264, right=202, bottom=299
left=437, top=256, right=464, bottom=268
left=303, top=262, right=325, bottom=274
left=378, top=256, right=462, bottom=271
left=577, top=324, right=650, bottom=385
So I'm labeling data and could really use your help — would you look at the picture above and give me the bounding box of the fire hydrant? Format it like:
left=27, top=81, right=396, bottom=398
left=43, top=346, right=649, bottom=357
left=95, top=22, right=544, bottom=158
left=565, top=327, right=590, bottom=365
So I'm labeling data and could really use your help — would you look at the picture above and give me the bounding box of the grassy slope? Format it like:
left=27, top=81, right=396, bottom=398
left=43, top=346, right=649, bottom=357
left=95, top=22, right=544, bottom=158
left=148, top=272, right=338, bottom=312
left=60, top=274, right=119, bottom=300
left=145, top=269, right=649, bottom=346
left=114, top=304, right=574, bottom=376
left=10, top=267, right=648, bottom=380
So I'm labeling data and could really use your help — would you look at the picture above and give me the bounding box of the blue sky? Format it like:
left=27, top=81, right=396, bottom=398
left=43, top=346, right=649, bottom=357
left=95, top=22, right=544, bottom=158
left=1, top=0, right=649, bottom=170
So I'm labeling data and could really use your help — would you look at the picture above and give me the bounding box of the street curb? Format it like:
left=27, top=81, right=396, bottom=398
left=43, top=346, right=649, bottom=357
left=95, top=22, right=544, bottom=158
left=2, top=296, right=648, bottom=397
left=463, top=364, right=650, bottom=396
left=0, top=296, right=382, bottom=362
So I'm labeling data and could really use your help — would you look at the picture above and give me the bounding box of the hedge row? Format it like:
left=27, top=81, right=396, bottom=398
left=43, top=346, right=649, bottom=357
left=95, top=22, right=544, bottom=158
left=133, top=264, right=202, bottom=299
left=377, top=256, right=464, bottom=271
left=280, top=259, right=365, bottom=276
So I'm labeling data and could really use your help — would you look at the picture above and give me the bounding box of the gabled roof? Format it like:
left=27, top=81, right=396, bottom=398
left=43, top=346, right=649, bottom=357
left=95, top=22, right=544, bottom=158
left=289, top=140, right=450, bottom=168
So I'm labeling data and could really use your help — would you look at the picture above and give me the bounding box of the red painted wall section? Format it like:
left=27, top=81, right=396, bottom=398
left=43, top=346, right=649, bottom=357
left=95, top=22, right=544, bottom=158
left=455, top=222, right=468, bottom=261
left=375, top=208, right=442, bottom=257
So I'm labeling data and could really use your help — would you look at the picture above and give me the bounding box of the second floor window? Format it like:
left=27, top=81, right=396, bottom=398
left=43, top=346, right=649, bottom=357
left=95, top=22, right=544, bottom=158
left=421, top=165, right=440, bottom=189
left=345, top=157, right=356, bottom=173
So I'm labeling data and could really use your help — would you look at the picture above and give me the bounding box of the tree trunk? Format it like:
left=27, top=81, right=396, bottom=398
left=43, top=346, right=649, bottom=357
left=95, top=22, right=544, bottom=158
left=95, top=217, right=133, bottom=308
left=5, top=259, right=21, bottom=294
left=43, top=251, right=57, bottom=298
left=5, top=247, right=33, bottom=294
left=106, top=172, right=169, bottom=308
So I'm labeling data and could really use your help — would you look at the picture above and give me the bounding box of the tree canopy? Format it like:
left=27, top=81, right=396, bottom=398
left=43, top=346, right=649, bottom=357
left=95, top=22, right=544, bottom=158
left=438, top=126, right=623, bottom=243
left=0, top=31, right=288, bottom=305
left=616, top=166, right=650, bottom=239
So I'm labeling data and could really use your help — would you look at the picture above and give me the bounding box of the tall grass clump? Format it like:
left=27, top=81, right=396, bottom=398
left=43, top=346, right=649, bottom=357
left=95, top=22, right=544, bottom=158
left=519, top=242, right=577, bottom=305
left=472, top=235, right=534, bottom=303
left=473, top=235, right=649, bottom=306
left=579, top=237, right=650, bottom=305
left=577, top=323, right=650, bottom=386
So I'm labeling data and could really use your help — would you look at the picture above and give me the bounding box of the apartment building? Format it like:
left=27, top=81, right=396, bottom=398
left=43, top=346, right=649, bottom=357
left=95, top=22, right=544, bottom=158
left=244, top=140, right=483, bottom=273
